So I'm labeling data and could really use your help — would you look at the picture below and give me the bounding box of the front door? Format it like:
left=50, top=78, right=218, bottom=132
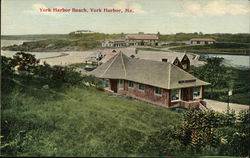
left=110, top=79, right=118, bottom=93
left=181, top=88, right=189, bottom=101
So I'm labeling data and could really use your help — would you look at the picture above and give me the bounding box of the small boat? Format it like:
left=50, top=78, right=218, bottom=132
left=84, top=64, right=97, bottom=71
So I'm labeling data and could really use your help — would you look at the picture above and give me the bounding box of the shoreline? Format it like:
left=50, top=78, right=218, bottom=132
left=188, top=51, right=250, bottom=56
left=39, top=52, right=69, bottom=59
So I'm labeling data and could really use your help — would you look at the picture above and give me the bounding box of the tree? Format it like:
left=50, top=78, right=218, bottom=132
left=194, top=57, right=227, bottom=98
left=11, top=52, right=40, bottom=73
left=1, top=56, right=15, bottom=90
left=1, top=56, right=14, bottom=77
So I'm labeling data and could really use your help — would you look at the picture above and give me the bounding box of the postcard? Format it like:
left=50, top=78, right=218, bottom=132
left=1, top=0, right=249, bottom=157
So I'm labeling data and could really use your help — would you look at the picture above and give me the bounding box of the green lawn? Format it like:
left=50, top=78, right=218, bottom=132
left=170, top=43, right=250, bottom=55
left=202, top=156, right=244, bottom=158
left=1, top=78, right=182, bottom=156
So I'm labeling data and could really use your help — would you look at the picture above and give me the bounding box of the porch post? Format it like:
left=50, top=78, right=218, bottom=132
left=201, top=86, right=204, bottom=99
left=168, top=90, right=171, bottom=107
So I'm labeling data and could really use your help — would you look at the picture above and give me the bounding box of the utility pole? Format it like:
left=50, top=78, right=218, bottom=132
left=227, top=88, right=233, bottom=113
left=227, top=88, right=230, bottom=113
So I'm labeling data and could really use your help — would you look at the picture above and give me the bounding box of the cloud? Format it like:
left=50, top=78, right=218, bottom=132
left=111, top=0, right=146, bottom=14
left=170, top=0, right=249, bottom=17
left=23, top=3, right=67, bottom=18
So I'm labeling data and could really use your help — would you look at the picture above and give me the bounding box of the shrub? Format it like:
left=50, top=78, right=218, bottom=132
left=10, top=52, right=40, bottom=73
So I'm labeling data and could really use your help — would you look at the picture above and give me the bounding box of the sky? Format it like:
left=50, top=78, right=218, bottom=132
left=1, top=0, right=250, bottom=35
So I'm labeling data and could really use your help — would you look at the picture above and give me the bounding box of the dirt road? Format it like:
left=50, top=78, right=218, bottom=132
left=205, top=99, right=249, bottom=114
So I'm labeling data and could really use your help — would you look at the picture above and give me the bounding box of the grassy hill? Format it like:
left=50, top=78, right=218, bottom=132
left=1, top=33, right=124, bottom=52
left=2, top=32, right=249, bottom=52
left=170, top=43, right=250, bottom=55
left=1, top=76, right=182, bottom=156
left=2, top=53, right=249, bottom=157
left=159, top=33, right=250, bottom=43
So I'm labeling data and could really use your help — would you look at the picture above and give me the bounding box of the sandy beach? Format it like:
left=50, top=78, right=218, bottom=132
left=39, top=51, right=97, bottom=66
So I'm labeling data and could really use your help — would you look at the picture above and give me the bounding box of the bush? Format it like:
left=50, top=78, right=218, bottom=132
left=10, top=52, right=40, bottom=73
left=173, top=110, right=249, bottom=156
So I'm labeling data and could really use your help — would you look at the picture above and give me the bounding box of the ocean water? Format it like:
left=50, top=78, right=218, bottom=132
left=201, top=53, right=249, bottom=68
left=1, top=40, right=63, bottom=59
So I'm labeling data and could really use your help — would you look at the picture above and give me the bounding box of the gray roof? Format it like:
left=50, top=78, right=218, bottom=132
left=91, top=52, right=210, bottom=89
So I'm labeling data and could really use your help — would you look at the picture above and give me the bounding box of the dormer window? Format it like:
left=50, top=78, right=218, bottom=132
left=182, top=64, right=187, bottom=69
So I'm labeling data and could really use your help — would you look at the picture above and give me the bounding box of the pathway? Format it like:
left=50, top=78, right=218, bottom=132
left=205, top=99, right=249, bottom=114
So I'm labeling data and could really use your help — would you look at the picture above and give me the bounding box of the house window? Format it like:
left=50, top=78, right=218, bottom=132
left=103, top=79, right=109, bottom=88
left=193, top=87, right=202, bottom=98
left=119, top=80, right=124, bottom=89
left=128, top=81, right=134, bottom=88
left=139, top=84, right=145, bottom=91
left=182, top=64, right=187, bottom=69
left=155, top=87, right=162, bottom=95
left=171, top=89, right=180, bottom=101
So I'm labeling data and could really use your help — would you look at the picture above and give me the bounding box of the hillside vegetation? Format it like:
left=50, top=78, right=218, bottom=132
left=2, top=80, right=183, bottom=156
left=1, top=33, right=250, bottom=52
left=1, top=33, right=123, bottom=52
left=192, top=57, right=250, bottom=105
left=1, top=52, right=249, bottom=157
left=159, top=33, right=250, bottom=43
left=170, top=43, right=250, bottom=55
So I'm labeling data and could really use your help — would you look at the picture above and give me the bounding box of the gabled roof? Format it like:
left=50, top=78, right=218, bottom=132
left=125, top=34, right=158, bottom=40
left=91, top=52, right=210, bottom=89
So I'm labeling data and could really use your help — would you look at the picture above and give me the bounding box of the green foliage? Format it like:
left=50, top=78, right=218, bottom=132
left=2, top=33, right=124, bottom=52
left=173, top=110, right=249, bottom=156
left=139, top=126, right=186, bottom=156
left=159, top=33, right=250, bottom=44
left=2, top=52, right=249, bottom=156
left=1, top=56, right=15, bottom=91
left=1, top=78, right=182, bottom=156
left=194, top=57, right=226, bottom=89
left=68, top=63, right=86, bottom=69
left=1, top=56, right=13, bottom=77
left=10, top=52, right=40, bottom=72
left=193, top=58, right=250, bottom=105
left=170, top=43, right=250, bottom=54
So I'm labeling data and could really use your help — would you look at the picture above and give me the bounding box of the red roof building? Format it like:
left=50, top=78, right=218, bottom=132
left=125, top=34, right=159, bottom=40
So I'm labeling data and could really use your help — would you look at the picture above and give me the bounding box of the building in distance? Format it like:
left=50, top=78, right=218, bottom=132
left=187, top=38, right=216, bottom=45
left=101, top=33, right=159, bottom=48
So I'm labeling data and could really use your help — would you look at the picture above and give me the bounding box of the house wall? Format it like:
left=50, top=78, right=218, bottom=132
left=190, top=40, right=215, bottom=45
left=170, top=100, right=201, bottom=109
left=117, top=80, right=170, bottom=107
left=103, top=78, right=206, bottom=109
left=169, top=86, right=204, bottom=109
left=126, top=39, right=158, bottom=46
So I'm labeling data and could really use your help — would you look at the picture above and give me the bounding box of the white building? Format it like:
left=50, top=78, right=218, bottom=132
left=188, top=38, right=216, bottom=45
left=101, top=39, right=127, bottom=48
left=101, top=34, right=159, bottom=48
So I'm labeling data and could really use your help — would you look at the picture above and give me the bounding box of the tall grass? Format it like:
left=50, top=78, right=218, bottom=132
left=1, top=78, right=182, bottom=156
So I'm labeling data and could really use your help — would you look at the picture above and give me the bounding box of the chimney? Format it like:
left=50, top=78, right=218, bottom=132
left=162, top=58, right=168, bottom=62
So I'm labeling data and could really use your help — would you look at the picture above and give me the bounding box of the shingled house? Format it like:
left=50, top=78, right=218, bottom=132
left=125, top=34, right=159, bottom=46
left=161, top=53, right=191, bottom=73
left=101, top=34, right=159, bottom=48
left=101, top=39, right=127, bottom=48
left=91, top=52, right=210, bottom=109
